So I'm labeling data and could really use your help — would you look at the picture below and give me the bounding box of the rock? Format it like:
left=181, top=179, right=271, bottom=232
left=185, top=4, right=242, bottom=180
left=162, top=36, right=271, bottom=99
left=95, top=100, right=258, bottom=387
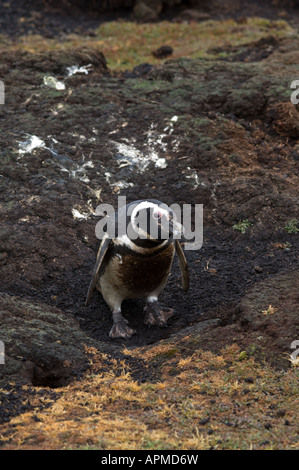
left=132, top=1, right=162, bottom=21
left=254, top=265, right=263, bottom=274
left=0, top=293, right=99, bottom=388
left=11, top=47, right=108, bottom=76
left=152, top=45, right=173, bottom=59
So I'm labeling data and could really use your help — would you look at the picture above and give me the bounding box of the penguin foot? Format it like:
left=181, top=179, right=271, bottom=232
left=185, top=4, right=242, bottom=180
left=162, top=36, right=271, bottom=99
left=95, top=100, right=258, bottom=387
left=144, top=301, right=174, bottom=327
left=109, top=320, right=136, bottom=339
left=109, top=311, right=135, bottom=339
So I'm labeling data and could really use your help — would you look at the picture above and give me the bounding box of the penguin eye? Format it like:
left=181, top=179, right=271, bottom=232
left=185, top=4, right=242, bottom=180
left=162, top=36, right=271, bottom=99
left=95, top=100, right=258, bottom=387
left=153, top=210, right=162, bottom=220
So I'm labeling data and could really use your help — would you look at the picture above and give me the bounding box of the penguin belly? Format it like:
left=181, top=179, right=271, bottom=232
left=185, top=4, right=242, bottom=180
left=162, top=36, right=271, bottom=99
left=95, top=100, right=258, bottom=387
left=97, top=243, right=175, bottom=311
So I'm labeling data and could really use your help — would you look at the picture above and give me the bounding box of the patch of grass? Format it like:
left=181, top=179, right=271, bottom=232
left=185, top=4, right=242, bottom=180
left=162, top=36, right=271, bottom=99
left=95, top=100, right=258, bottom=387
left=284, top=219, right=299, bottom=234
left=233, top=219, right=253, bottom=234
left=238, top=351, right=248, bottom=361
left=141, top=438, right=174, bottom=450
left=2, top=18, right=295, bottom=71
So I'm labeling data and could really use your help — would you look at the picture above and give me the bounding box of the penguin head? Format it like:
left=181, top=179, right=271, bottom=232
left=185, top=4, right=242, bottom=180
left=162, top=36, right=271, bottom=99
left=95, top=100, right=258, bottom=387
left=129, top=200, right=184, bottom=241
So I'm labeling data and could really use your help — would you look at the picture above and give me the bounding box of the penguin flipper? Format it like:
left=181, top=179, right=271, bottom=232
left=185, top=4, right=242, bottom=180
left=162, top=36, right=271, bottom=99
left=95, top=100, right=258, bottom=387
left=85, top=234, right=111, bottom=306
left=174, top=239, right=189, bottom=292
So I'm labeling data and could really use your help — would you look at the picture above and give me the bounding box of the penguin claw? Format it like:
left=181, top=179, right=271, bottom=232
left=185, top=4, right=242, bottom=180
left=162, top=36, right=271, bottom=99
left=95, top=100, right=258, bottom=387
left=109, top=321, right=136, bottom=339
left=144, top=302, right=174, bottom=327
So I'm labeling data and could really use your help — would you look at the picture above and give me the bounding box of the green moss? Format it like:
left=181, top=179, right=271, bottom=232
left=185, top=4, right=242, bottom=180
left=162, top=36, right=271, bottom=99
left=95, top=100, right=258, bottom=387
left=284, top=219, right=299, bottom=234
left=238, top=351, right=248, bottom=361
left=152, top=348, right=178, bottom=361
left=142, top=438, right=176, bottom=450
left=233, top=220, right=253, bottom=234
left=246, top=344, right=259, bottom=356
left=128, top=79, right=171, bottom=93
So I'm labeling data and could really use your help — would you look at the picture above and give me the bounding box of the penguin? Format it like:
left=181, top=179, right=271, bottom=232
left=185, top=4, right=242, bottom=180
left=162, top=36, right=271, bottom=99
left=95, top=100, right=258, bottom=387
left=85, top=199, right=189, bottom=339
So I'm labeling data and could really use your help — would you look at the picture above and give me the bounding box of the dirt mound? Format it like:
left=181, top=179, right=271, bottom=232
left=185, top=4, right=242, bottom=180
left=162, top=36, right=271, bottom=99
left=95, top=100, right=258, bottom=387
left=189, top=271, right=299, bottom=369
left=1, top=42, right=299, bottom=390
left=0, top=293, right=94, bottom=389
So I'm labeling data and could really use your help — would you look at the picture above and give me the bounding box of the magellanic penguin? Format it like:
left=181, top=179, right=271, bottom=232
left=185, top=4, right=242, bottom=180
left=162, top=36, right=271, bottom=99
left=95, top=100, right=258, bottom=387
left=85, top=199, right=189, bottom=339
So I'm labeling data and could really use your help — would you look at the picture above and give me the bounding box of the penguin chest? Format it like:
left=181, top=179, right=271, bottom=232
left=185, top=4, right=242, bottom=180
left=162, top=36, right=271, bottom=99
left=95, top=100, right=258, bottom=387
left=100, top=243, right=175, bottom=299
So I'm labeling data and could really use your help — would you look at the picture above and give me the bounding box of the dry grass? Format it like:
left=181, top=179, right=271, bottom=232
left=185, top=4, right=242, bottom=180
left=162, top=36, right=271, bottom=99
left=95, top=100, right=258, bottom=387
left=1, top=341, right=298, bottom=450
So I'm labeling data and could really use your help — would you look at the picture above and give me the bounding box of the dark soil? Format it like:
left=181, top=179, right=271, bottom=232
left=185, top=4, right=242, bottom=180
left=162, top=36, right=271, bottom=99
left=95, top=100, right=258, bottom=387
left=36, top=228, right=299, bottom=351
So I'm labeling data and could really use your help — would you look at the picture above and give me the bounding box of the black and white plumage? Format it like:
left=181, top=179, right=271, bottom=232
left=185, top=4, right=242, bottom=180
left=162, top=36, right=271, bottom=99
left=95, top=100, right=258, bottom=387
left=85, top=199, right=189, bottom=339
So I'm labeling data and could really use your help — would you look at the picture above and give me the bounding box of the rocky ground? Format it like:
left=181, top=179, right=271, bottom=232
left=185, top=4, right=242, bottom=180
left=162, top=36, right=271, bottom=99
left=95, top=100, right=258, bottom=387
left=0, top=0, right=298, bottom=450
